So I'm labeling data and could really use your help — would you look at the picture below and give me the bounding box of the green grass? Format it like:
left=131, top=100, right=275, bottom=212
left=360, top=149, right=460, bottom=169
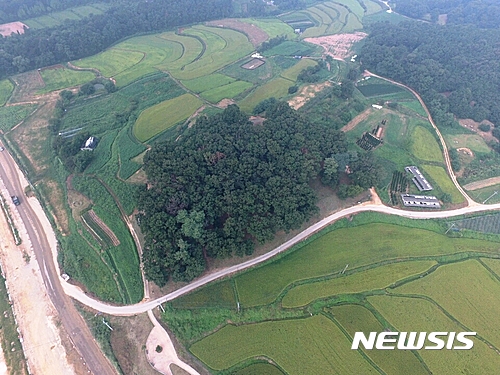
left=200, top=80, right=252, bottom=103
left=420, top=164, right=464, bottom=204
left=240, top=18, right=296, bottom=39
left=331, top=304, right=428, bottom=375
left=363, top=0, right=384, bottom=15
left=481, top=258, right=500, bottom=278
left=397, top=100, right=427, bottom=117
left=396, top=260, right=500, bottom=348
left=239, top=77, right=293, bottom=113
left=411, top=126, right=443, bottom=162
left=172, top=280, right=236, bottom=309
left=234, top=223, right=500, bottom=307
left=445, top=134, right=491, bottom=153
left=182, top=74, right=235, bottom=93
left=190, top=314, right=378, bottom=374
left=232, top=363, right=284, bottom=375
left=0, top=79, right=14, bottom=106
left=280, top=58, right=317, bottom=81
left=282, top=260, right=436, bottom=307
left=0, top=104, right=37, bottom=132
left=73, top=49, right=145, bottom=78
left=262, top=41, right=316, bottom=57
left=357, top=84, right=406, bottom=97
left=81, top=211, right=115, bottom=248
left=221, top=57, right=274, bottom=84
left=343, top=11, right=364, bottom=32
left=133, top=93, right=202, bottom=142
left=333, top=0, right=365, bottom=18
left=369, top=294, right=500, bottom=375
left=38, top=67, right=94, bottom=93
left=117, top=127, right=147, bottom=180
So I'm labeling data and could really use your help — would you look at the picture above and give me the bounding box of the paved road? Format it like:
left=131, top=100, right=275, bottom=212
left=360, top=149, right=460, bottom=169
left=0, top=146, right=117, bottom=375
left=64, top=200, right=500, bottom=316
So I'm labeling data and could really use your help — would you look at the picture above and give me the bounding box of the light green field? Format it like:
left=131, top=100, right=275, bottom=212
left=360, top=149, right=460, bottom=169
left=445, top=134, right=491, bottom=153
left=133, top=93, right=202, bottom=142
left=234, top=223, right=500, bottom=307
left=466, top=184, right=500, bottom=205
left=239, top=77, right=293, bottom=113
left=369, top=295, right=500, bottom=375
left=336, top=0, right=365, bottom=18
left=174, top=26, right=253, bottom=80
left=396, top=260, right=500, bottom=348
left=172, top=280, right=235, bottom=309
left=411, top=126, right=443, bottom=162
left=481, top=258, right=500, bottom=278
left=363, top=0, right=384, bottom=15
left=182, top=74, right=235, bottom=93
left=200, top=80, right=252, bottom=103
left=398, top=100, right=427, bottom=116
left=240, top=18, right=296, bottom=40
left=22, top=4, right=107, bottom=29
left=232, top=363, right=284, bottom=375
left=190, top=314, right=378, bottom=374
left=73, top=49, right=144, bottom=78
left=420, top=164, right=464, bottom=203
left=0, top=79, right=14, bottom=106
left=331, top=305, right=428, bottom=375
left=282, top=260, right=436, bottom=307
left=156, top=33, right=203, bottom=72
left=39, top=67, right=94, bottom=93
left=343, top=12, right=364, bottom=32
left=280, top=58, right=317, bottom=81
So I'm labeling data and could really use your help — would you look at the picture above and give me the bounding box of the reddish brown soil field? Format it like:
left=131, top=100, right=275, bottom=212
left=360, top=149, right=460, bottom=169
left=304, top=32, right=367, bottom=60
left=206, top=19, right=268, bottom=47
left=0, top=21, right=28, bottom=37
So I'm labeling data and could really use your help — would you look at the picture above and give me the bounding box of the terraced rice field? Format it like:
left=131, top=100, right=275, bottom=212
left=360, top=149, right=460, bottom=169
left=39, top=66, right=94, bottom=93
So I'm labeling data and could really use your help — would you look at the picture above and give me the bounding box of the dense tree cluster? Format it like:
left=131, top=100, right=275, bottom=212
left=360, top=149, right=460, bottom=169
left=361, top=21, right=500, bottom=126
left=0, top=0, right=232, bottom=79
left=138, top=104, right=347, bottom=285
left=257, top=35, right=287, bottom=52
left=392, top=0, right=500, bottom=28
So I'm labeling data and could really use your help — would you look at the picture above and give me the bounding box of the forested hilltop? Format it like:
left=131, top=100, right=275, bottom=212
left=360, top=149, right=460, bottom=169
left=138, top=104, right=348, bottom=284
left=0, top=0, right=306, bottom=79
left=391, top=0, right=500, bottom=28
left=361, top=21, right=500, bottom=127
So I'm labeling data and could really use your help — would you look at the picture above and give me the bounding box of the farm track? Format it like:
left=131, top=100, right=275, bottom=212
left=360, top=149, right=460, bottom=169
left=87, top=209, right=120, bottom=246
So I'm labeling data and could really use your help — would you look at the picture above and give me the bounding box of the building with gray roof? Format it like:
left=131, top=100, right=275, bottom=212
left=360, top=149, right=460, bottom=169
left=401, top=194, right=441, bottom=208
left=405, top=166, right=433, bottom=191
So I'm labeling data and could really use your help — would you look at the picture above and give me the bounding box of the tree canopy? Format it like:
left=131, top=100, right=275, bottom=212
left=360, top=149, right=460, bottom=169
left=138, top=104, right=347, bottom=285
left=361, top=21, right=500, bottom=126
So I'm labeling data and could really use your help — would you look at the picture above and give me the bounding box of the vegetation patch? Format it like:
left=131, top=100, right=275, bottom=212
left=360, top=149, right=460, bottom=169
left=38, top=66, right=94, bottom=93
left=73, top=49, right=145, bottom=79
left=240, top=18, right=296, bottom=40
left=262, top=41, right=316, bottom=57
left=200, top=80, right=252, bottom=103
left=410, top=126, right=442, bottom=162
left=280, top=58, right=317, bottom=81
left=282, top=260, right=436, bottom=308
left=238, top=77, right=293, bottom=113
left=190, top=315, right=377, bottom=374
left=331, top=304, right=428, bottom=375
left=420, top=164, right=464, bottom=204
left=81, top=210, right=120, bottom=248
left=182, top=74, right=235, bottom=93
left=133, top=93, right=202, bottom=142
left=235, top=223, right=497, bottom=307
left=357, top=83, right=405, bottom=97
left=451, top=213, right=500, bottom=234
left=444, top=134, right=490, bottom=154
left=0, top=104, right=37, bottom=132
left=396, top=260, right=500, bottom=348
left=172, top=280, right=236, bottom=309
left=0, top=79, right=14, bottom=106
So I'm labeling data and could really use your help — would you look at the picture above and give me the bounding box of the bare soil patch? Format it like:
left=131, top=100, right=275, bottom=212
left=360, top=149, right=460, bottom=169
left=288, top=81, right=331, bottom=110
left=206, top=19, right=268, bottom=47
left=241, top=58, right=265, bottom=70
left=438, top=14, right=448, bottom=25
left=341, top=107, right=374, bottom=132
left=464, top=176, right=500, bottom=191
left=457, top=147, right=474, bottom=157
left=304, top=32, right=367, bottom=60
left=216, top=98, right=236, bottom=109
left=459, top=118, right=497, bottom=144
left=0, top=22, right=27, bottom=37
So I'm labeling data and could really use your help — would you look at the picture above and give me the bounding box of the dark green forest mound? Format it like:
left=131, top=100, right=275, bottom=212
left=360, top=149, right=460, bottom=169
left=392, top=0, right=500, bottom=28
left=361, top=21, right=500, bottom=126
left=138, top=104, right=348, bottom=285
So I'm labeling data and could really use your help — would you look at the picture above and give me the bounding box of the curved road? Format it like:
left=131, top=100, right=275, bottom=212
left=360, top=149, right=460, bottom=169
left=0, top=146, right=117, bottom=375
